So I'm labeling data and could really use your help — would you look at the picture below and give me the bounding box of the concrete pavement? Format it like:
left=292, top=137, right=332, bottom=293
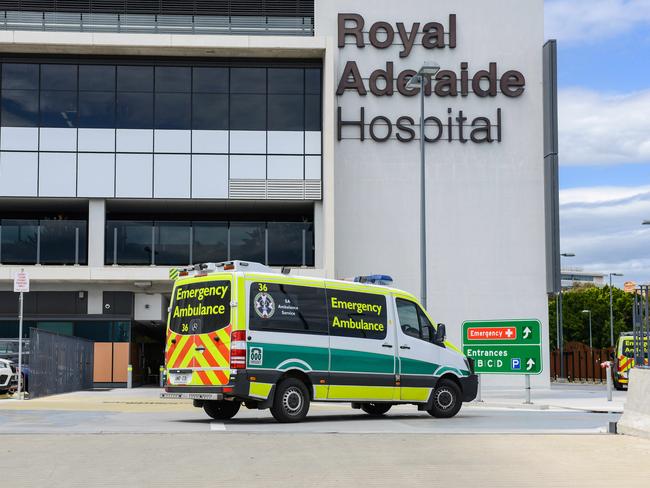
left=1, top=433, right=648, bottom=487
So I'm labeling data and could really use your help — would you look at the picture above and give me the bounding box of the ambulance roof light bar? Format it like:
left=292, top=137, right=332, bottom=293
left=175, top=261, right=275, bottom=278
left=354, top=275, right=394, bottom=286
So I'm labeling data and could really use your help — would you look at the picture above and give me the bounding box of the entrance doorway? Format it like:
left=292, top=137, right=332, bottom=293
left=130, top=322, right=166, bottom=386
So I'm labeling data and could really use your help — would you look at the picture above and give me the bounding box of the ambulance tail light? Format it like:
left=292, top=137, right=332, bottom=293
left=230, top=330, right=247, bottom=369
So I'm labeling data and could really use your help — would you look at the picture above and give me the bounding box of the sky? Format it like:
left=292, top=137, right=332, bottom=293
left=545, top=0, right=650, bottom=287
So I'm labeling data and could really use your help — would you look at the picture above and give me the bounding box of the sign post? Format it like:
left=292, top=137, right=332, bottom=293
left=13, top=269, right=30, bottom=401
left=462, top=319, right=543, bottom=404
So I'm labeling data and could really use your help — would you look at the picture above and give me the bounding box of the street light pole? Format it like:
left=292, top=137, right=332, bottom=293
left=609, top=272, right=623, bottom=347
left=406, top=62, right=440, bottom=310
left=558, top=252, right=575, bottom=379
left=582, top=309, right=592, bottom=349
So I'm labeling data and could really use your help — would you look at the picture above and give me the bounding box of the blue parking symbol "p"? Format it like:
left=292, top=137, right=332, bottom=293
left=511, top=358, right=521, bottom=370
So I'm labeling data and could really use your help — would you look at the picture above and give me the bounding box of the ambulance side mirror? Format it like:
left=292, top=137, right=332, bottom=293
left=434, top=323, right=446, bottom=346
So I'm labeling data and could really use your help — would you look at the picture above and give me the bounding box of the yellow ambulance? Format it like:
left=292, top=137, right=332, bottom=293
left=162, top=261, right=477, bottom=423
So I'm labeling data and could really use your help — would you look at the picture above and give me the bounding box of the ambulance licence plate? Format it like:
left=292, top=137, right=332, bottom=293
left=170, top=373, right=191, bottom=385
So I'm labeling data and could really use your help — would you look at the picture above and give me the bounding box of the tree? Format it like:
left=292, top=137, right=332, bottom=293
left=548, top=286, right=634, bottom=349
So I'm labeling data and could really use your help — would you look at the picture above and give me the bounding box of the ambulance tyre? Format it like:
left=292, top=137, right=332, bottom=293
left=203, top=400, right=241, bottom=420
left=360, top=403, right=392, bottom=416
left=427, top=379, right=462, bottom=419
left=270, top=378, right=310, bottom=423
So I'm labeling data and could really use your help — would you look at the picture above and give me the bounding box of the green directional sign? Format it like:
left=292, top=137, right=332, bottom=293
left=462, top=319, right=543, bottom=375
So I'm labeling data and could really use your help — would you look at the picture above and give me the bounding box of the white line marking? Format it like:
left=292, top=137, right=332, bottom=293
left=210, top=422, right=226, bottom=431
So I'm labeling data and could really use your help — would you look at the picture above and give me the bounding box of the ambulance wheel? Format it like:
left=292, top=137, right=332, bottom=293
left=613, top=379, right=625, bottom=391
left=203, top=400, right=241, bottom=420
left=270, top=378, right=310, bottom=423
left=360, top=403, right=392, bottom=416
left=427, top=379, right=462, bottom=418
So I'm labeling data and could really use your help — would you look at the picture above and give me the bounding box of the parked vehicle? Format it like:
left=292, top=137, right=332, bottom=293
left=0, top=358, right=17, bottom=395
left=0, top=340, right=30, bottom=392
left=613, top=332, right=649, bottom=390
left=161, top=261, right=477, bottom=423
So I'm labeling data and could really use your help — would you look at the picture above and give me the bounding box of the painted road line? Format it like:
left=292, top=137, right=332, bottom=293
left=210, top=422, right=226, bottom=431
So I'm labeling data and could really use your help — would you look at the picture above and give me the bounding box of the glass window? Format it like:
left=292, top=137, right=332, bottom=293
left=192, top=222, right=228, bottom=263
left=155, top=66, right=191, bottom=93
left=268, top=94, right=304, bottom=131
left=418, top=308, right=432, bottom=342
left=41, top=64, right=77, bottom=91
left=169, top=280, right=231, bottom=335
left=78, top=91, right=116, bottom=128
left=39, top=220, right=87, bottom=265
left=155, top=93, right=191, bottom=130
left=305, top=94, right=321, bottom=131
left=192, top=93, right=228, bottom=130
left=106, top=221, right=153, bottom=265
left=230, top=94, right=266, bottom=131
left=0, top=219, right=38, bottom=264
left=249, top=282, right=328, bottom=335
left=229, top=222, right=265, bottom=263
left=267, top=222, right=305, bottom=266
left=79, top=65, right=115, bottom=91
left=154, top=222, right=190, bottom=265
left=327, top=290, right=388, bottom=340
left=116, top=92, right=153, bottom=129
left=40, top=90, right=77, bottom=127
left=305, top=68, right=322, bottom=94
left=396, top=299, right=420, bottom=339
left=1, top=89, right=39, bottom=126
left=193, top=67, right=228, bottom=93
left=117, top=66, right=153, bottom=92
left=230, top=68, right=266, bottom=93
left=74, top=321, right=131, bottom=342
left=2, top=64, right=39, bottom=90
left=268, top=68, right=303, bottom=94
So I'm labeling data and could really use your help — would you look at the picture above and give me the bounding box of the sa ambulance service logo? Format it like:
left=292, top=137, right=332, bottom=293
left=254, top=292, right=275, bottom=319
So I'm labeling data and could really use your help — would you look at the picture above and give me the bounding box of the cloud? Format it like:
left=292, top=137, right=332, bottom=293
left=546, top=0, right=650, bottom=43
left=558, top=88, right=650, bottom=165
left=560, top=185, right=650, bottom=285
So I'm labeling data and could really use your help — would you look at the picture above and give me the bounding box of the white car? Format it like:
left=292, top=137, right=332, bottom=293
left=0, top=358, right=17, bottom=395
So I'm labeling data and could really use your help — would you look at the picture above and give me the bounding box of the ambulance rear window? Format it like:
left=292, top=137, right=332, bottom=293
left=169, top=280, right=231, bottom=335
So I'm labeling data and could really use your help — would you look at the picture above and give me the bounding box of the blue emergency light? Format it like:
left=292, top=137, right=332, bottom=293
left=354, top=275, right=394, bottom=286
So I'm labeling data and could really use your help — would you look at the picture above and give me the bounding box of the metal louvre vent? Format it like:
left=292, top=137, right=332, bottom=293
left=304, top=180, right=322, bottom=200
left=267, top=180, right=304, bottom=200
left=228, top=180, right=322, bottom=200
left=0, top=1, right=314, bottom=17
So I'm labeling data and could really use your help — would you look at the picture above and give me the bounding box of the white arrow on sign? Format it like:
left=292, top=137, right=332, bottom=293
left=526, top=358, right=535, bottom=371
left=523, top=326, right=532, bottom=339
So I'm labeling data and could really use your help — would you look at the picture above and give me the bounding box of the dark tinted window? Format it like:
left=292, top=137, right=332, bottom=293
left=40, top=90, right=77, bottom=127
left=305, top=94, right=321, bottom=131
left=396, top=298, right=433, bottom=343
left=116, top=92, right=153, bottom=129
left=268, top=68, right=303, bottom=94
left=41, top=64, right=77, bottom=91
left=267, top=222, right=306, bottom=266
left=230, top=68, right=266, bottom=93
left=1, top=90, right=39, bottom=126
left=79, top=92, right=116, bottom=128
left=230, top=94, right=266, bottom=130
left=155, top=222, right=190, bottom=265
left=155, top=93, right=191, bottom=129
left=192, top=222, right=228, bottom=263
left=193, top=67, right=229, bottom=93
left=192, top=93, right=228, bottom=130
left=169, top=280, right=231, bottom=335
left=230, top=222, right=265, bottom=262
left=79, top=65, right=115, bottom=91
left=2, top=64, right=39, bottom=90
left=249, top=282, right=328, bottom=335
left=327, top=289, right=387, bottom=340
left=155, top=67, right=191, bottom=93
left=117, top=66, right=153, bottom=92
left=305, top=68, right=321, bottom=94
left=268, top=94, right=303, bottom=131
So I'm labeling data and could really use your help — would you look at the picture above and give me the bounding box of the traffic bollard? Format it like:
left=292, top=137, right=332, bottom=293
left=159, top=366, right=164, bottom=388
left=601, top=361, right=613, bottom=402
left=127, top=364, right=133, bottom=389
